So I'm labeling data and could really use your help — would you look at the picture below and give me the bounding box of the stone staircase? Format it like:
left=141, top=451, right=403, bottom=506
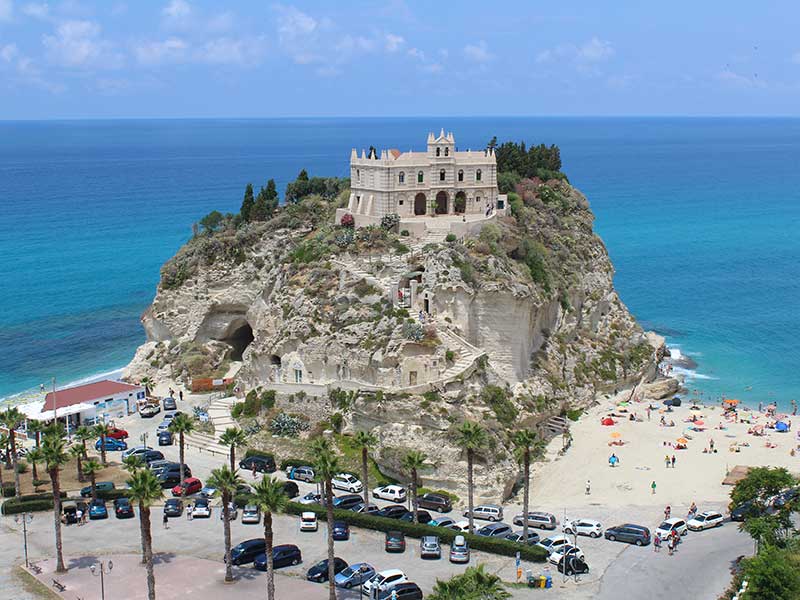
left=183, top=395, right=238, bottom=457
left=411, top=228, right=449, bottom=250
left=433, top=328, right=485, bottom=383
left=332, top=259, right=389, bottom=293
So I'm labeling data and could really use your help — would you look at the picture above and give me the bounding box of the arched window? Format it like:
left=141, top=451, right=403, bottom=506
left=476, top=194, right=481, bottom=203
left=444, top=147, right=449, bottom=156
left=436, top=147, right=441, bottom=157
left=458, top=169, right=464, bottom=182
left=398, top=171, right=405, bottom=184
left=439, top=169, right=446, bottom=181
left=417, top=171, right=424, bottom=183
left=476, top=169, right=482, bottom=181
left=356, top=169, right=360, bottom=183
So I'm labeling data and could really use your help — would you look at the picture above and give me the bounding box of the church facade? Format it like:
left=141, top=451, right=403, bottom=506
left=347, top=130, right=498, bottom=219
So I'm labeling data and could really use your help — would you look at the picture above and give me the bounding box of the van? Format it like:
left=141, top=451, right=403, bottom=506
left=604, top=524, right=651, bottom=546
left=464, top=504, right=503, bottom=522
left=300, top=512, right=318, bottom=532
left=513, top=511, right=558, bottom=530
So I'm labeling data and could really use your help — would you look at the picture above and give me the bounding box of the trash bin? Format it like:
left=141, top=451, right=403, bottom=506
left=540, top=576, right=547, bottom=588
left=545, top=575, right=552, bottom=588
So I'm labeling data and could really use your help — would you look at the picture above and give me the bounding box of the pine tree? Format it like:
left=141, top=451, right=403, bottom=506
left=240, top=183, right=255, bottom=222
left=265, top=179, right=279, bottom=212
left=297, top=169, right=309, bottom=181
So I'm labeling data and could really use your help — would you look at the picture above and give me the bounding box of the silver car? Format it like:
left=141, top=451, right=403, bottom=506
left=420, top=535, right=441, bottom=559
left=241, top=504, right=261, bottom=524
left=449, top=535, right=470, bottom=563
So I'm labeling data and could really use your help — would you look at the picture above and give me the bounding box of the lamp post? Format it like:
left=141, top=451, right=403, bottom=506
left=90, top=560, right=113, bottom=600
left=13, top=512, right=33, bottom=568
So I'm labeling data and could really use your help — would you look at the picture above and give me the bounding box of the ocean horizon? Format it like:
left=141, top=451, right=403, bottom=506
left=1, top=117, right=798, bottom=407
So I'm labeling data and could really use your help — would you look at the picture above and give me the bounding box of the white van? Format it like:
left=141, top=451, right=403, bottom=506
left=300, top=511, right=318, bottom=532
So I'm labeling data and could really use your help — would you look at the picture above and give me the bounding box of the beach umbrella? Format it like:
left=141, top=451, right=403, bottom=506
left=776, top=422, right=789, bottom=432
left=724, top=398, right=740, bottom=406
left=610, top=432, right=622, bottom=439
left=694, top=420, right=705, bottom=426
left=677, top=437, right=688, bottom=445
left=602, top=417, right=615, bottom=426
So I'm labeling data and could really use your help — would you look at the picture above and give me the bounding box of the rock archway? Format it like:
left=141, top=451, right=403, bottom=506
left=224, top=318, right=254, bottom=361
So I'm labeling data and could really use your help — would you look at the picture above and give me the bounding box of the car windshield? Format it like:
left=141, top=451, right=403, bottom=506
left=658, top=522, right=672, bottom=529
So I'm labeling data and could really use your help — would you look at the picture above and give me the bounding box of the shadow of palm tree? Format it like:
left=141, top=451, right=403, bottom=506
left=67, top=556, right=101, bottom=570
left=152, top=552, right=177, bottom=565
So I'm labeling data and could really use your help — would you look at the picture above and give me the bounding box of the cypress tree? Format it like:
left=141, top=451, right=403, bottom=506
left=240, top=183, right=255, bottom=221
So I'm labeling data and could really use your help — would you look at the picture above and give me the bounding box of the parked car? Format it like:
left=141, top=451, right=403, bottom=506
left=385, top=530, right=406, bottom=552
left=163, top=397, right=177, bottom=411
left=306, top=557, right=348, bottom=583
left=228, top=539, right=265, bottom=565
left=372, top=485, right=407, bottom=503
left=730, top=501, right=757, bottom=522
left=476, top=523, right=513, bottom=538
left=241, top=504, right=261, bottom=524
left=239, top=455, right=276, bottom=473
left=449, top=535, right=470, bottom=563
left=80, top=481, right=115, bottom=498
left=171, top=477, right=202, bottom=497
left=687, top=511, right=724, bottom=531
left=106, top=427, right=129, bottom=440
left=430, top=516, right=456, bottom=528
left=332, top=521, right=350, bottom=541
left=362, top=569, right=408, bottom=597
left=113, top=497, right=134, bottom=519
left=332, top=494, right=364, bottom=510
left=157, top=472, right=184, bottom=488
left=563, top=518, right=603, bottom=538
left=464, top=504, right=503, bottom=522
left=282, top=481, right=299, bottom=499
left=331, top=473, right=363, bottom=493
left=536, top=535, right=570, bottom=554
left=300, top=511, right=318, bottom=532
left=557, top=555, right=590, bottom=576
left=375, top=505, right=409, bottom=519
left=400, top=510, right=432, bottom=524
left=513, top=511, right=558, bottom=530
left=156, top=420, right=172, bottom=433
left=505, top=530, right=541, bottom=545
left=164, top=499, right=183, bottom=517
left=604, top=524, right=651, bottom=546
left=377, top=582, right=423, bottom=600
left=298, top=492, right=322, bottom=505
left=253, top=544, right=302, bottom=570
left=334, top=562, right=376, bottom=589
left=122, top=446, right=153, bottom=460
left=199, top=485, right=217, bottom=498
left=141, top=450, right=165, bottom=465
left=192, top=498, right=212, bottom=518
left=420, top=535, right=441, bottom=559
left=157, top=431, right=174, bottom=446
left=351, top=502, right=380, bottom=514
left=287, top=466, right=315, bottom=482
left=447, top=520, right=471, bottom=533
left=95, top=437, right=127, bottom=451
left=655, top=518, right=688, bottom=539
left=418, top=492, right=452, bottom=513
left=772, top=488, right=800, bottom=509
left=89, top=499, right=108, bottom=519
left=139, top=404, right=160, bottom=418
left=549, top=544, right=584, bottom=565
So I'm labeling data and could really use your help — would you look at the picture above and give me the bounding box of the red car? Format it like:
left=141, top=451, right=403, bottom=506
left=106, top=427, right=129, bottom=440
left=172, top=477, right=202, bottom=497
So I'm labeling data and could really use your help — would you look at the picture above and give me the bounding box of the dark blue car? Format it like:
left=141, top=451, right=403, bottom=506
left=253, top=544, right=302, bottom=570
left=332, top=521, right=350, bottom=541
left=95, top=437, right=127, bottom=451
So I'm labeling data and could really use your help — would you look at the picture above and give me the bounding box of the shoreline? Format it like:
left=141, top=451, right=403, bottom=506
left=0, top=365, right=126, bottom=408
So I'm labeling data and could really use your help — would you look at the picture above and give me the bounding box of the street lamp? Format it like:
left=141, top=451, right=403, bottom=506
left=13, top=512, right=33, bottom=568
left=90, top=560, right=113, bottom=600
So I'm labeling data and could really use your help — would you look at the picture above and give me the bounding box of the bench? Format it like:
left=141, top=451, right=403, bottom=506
left=29, top=564, right=42, bottom=574
left=52, top=579, right=66, bottom=592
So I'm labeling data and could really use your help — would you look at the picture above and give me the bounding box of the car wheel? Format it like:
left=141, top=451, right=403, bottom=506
left=590, top=532, right=599, bottom=538
left=608, top=535, right=616, bottom=542
left=564, top=528, right=573, bottom=535
left=292, top=558, right=299, bottom=565
left=681, top=530, right=687, bottom=536
left=635, top=539, right=643, bottom=546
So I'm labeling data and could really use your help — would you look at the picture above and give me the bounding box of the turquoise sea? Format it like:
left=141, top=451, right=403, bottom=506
left=1, top=118, right=798, bottom=407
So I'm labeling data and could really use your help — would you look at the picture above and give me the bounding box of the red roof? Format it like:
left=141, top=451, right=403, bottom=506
left=389, top=149, right=401, bottom=159
left=44, top=380, right=142, bottom=410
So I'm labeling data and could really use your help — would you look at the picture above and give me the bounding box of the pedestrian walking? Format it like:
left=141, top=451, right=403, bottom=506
left=646, top=407, right=651, bottom=421
left=664, top=455, right=671, bottom=468
left=668, top=536, right=675, bottom=555
left=187, top=502, right=193, bottom=521
left=179, top=390, right=184, bottom=402
left=585, top=480, right=591, bottom=495
left=665, top=505, right=671, bottom=520
left=251, top=464, right=257, bottom=479
left=651, top=480, right=657, bottom=495
left=709, top=438, right=715, bottom=452
left=688, top=502, right=697, bottom=518
left=671, top=455, right=676, bottom=468
left=654, top=533, right=661, bottom=552
left=163, top=512, right=169, bottom=529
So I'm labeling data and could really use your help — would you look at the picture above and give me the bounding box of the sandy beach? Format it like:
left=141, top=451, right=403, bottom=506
left=530, top=388, right=799, bottom=510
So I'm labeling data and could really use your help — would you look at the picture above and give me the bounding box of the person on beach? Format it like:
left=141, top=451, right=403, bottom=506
left=646, top=407, right=651, bottom=421
left=585, top=480, right=591, bottom=495
left=651, top=481, right=657, bottom=494
left=179, top=390, right=184, bottom=402
left=665, top=505, right=671, bottom=520
left=688, top=502, right=697, bottom=519
left=163, top=512, right=169, bottom=529
left=654, top=533, right=661, bottom=552
left=671, top=455, right=676, bottom=468
left=665, top=455, right=671, bottom=468
left=758, top=402, right=763, bottom=413
left=709, top=437, right=715, bottom=452
left=792, top=400, right=797, bottom=416
left=187, top=502, right=193, bottom=521
left=668, top=536, right=675, bottom=555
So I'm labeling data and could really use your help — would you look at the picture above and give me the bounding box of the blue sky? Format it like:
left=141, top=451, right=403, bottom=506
left=1, top=0, right=798, bottom=119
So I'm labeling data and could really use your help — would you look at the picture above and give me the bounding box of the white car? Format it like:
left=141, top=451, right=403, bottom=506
left=218, top=502, right=237, bottom=520
left=372, top=485, right=407, bottom=503
left=549, top=544, right=585, bottom=565
left=362, top=569, right=408, bottom=597
left=199, top=486, right=217, bottom=498
left=563, top=518, right=603, bottom=538
left=536, top=535, right=570, bottom=554
left=298, top=492, right=322, bottom=505
left=192, top=498, right=212, bottom=518
left=655, top=518, right=688, bottom=539
left=241, top=504, right=261, bottom=524
left=447, top=520, right=472, bottom=533
left=687, top=511, right=724, bottom=531
left=300, top=511, right=318, bottom=532
left=121, top=446, right=153, bottom=460
left=332, top=473, right=363, bottom=493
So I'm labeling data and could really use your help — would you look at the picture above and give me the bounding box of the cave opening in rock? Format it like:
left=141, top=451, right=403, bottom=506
left=226, top=320, right=254, bottom=361
left=270, top=355, right=282, bottom=367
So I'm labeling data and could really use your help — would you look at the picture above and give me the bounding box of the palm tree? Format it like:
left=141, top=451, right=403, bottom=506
left=352, top=430, right=377, bottom=507
left=127, top=468, right=163, bottom=600
left=310, top=437, right=340, bottom=600
left=2, top=407, right=24, bottom=497
left=73, top=426, right=93, bottom=482
left=454, top=420, right=488, bottom=534
left=41, top=432, right=69, bottom=573
left=26, top=447, right=44, bottom=483
left=168, top=414, right=194, bottom=497
left=513, top=429, right=544, bottom=544
left=94, top=422, right=111, bottom=466
left=206, top=466, right=242, bottom=583
left=0, top=432, right=7, bottom=491
left=122, top=454, right=144, bottom=473
left=251, top=476, right=288, bottom=600
left=82, top=458, right=103, bottom=500
left=28, top=420, right=45, bottom=448
left=218, top=427, right=248, bottom=472
left=140, top=376, right=152, bottom=397
left=428, top=564, right=510, bottom=600
left=401, top=450, right=427, bottom=524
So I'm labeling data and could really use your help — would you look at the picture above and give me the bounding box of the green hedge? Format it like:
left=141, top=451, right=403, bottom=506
left=279, top=458, right=309, bottom=471
left=19, top=491, right=66, bottom=502
left=2, top=483, right=16, bottom=498
left=95, top=489, right=130, bottom=500
left=2, top=497, right=54, bottom=514
left=244, top=449, right=274, bottom=460
left=284, top=502, right=548, bottom=563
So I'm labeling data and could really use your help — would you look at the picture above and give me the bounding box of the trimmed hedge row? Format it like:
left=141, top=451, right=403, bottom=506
left=279, top=458, right=309, bottom=471
left=2, top=483, right=16, bottom=498
left=244, top=449, right=274, bottom=460
left=95, top=489, right=130, bottom=500
left=2, top=497, right=54, bottom=515
left=285, top=502, right=548, bottom=563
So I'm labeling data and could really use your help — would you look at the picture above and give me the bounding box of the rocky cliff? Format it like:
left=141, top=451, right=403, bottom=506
left=124, top=179, right=666, bottom=500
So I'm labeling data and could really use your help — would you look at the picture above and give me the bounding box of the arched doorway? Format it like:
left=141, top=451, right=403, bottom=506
left=435, top=191, right=448, bottom=214
left=414, top=193, right=427, bottom=215
left=454, top=191, right=466, bottom=213
left=224, top=318, right=254, bottom=361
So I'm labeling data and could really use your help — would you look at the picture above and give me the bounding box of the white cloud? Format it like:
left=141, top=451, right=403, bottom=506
left=163, top=0, right=190, bottom=20
left=422, top=63, right=442, bottom=73
left=42, top=19, right=122, bottom=69
left=275, top=4, right=317, bottom=45
left=463, top=40, right=492, bottom=63
left=336, top=34, right=375, bottom=53
left=1, top=42, right=17, bottom=61
left=384, top=33, right=404, bottom=52
left=22, top=2, right=48, bottom=19
left=716, top=69, right=765, bottom=89
left=197, top=36, right=265, bottom=66
left=537, top=37, right=614, bottom=65
left=407, top=47, right=424, bottom=61
left=0, top=0, right=12, bottom=21
left=134, top=37, right=187, bottom=65
left=577, top=37, right=614, bottom=62
left=206, top=11, right=233, bottom=33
